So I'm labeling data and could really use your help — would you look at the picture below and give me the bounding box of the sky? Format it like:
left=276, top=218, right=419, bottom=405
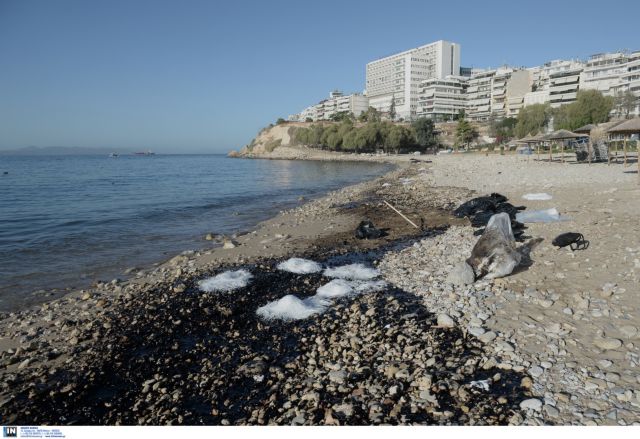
left=1, top=0, right=638, bottom=153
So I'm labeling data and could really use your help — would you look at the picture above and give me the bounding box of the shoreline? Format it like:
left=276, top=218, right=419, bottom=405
left=0, top=157, right=396, bottom=314
left=1, top=152, right=639, bottom=425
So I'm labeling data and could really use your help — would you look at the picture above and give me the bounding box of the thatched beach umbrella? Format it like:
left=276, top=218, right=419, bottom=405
left=608, top=118, right=640, bottom=174
left=516, top=134, right=546, bottom=161
left=546, top=130, right=587, bottom=163
left=574, top=124, right=594, bottom=135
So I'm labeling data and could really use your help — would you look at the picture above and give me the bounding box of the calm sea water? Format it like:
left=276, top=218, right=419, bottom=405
left=0, top=154, right=391, bottom=311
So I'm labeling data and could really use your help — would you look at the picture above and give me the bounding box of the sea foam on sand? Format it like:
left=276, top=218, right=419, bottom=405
left=316, top=279, right=354, bottom=298
left=256, top=295, right=330, bottom=321
left=198, top=269, right=253, bottom=293
left=277, top=258, right=322, bottom=274
left=323, top=263, right=380, bottom=280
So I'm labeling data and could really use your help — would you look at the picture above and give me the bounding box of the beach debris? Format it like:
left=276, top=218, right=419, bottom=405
left=256, top=294, right=330, bottom=321
left=323, top=263, right=380, bottom=281
left=383, top=200, right=419, bottom=229
left=522, top=193, right=553, bottom=201
left=552, top=232, right=589, bottom=251
left=355, top=220, right=386, bottom=239
left=446, top=261, right=475, bottom=285
left=455, top=193, right=526, bottom=240
left=198, top=269, right=253, bottom=292
left=453, top=193, right=508, bottom=218
left=516, top=208, right=567, bottom=223
left=277, top=257, right=323, bottom=274
left=467, top=213, right=522, bottom=280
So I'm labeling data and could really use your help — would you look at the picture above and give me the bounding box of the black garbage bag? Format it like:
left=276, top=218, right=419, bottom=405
left=552, top=232, right=589, bottom=250
left=355, top=220, right=386, bottom=239
left=453, top=193, right=508, bottom=218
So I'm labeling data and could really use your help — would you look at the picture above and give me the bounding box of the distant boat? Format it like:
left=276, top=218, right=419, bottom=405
left=133, top=150, right=155, bottom=156
left=108, top=152, right=119, bottom=158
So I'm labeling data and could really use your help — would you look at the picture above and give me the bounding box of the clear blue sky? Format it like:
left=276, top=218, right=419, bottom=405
left=1, top=0, right=638, bottom=153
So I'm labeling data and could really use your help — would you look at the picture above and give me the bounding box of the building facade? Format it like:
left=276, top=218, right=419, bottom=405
left=288, top=91, right=369, bottom=122
left=416, top=75, right=467, bottom=121
left=365, top=40, right=461, bottom=120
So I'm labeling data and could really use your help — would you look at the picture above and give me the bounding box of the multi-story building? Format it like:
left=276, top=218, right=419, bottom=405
left=288, top=91, right=369, bottom=122
left=365, top=40, right=461, bottom=120
left=505, top=70, right=532, bottom=118
left=523, top=59, right=584, bottom=108
left=615, top=51, right=640, bottom=116
left=466, top=69, right=495, bottom=121
left=416, top=75, right=467, bottom=121
left=549, top=66, right=583, bottom=108
left=580, top=52, right=629, bottom=96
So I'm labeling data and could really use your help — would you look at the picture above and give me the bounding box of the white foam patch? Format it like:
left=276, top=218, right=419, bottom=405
left=316, top=279, right=354, bottom=298
left=198, top=269, right=252, bottom=292
left=323, top=263, right=380, bottom=281
left=522, top=193, right=553, bottom=201
left=256, top=295, right=330, bottom=321
left=381, top=183, right=391, bottom=187
left=277, top=257, right=322, bottom=274
left=354, top=280, right=388, bottom=293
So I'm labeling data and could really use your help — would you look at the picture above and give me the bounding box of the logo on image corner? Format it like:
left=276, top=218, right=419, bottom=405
left=2, top=427, right=17, bottom=438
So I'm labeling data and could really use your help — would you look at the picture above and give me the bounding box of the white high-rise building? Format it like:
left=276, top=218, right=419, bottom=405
left=365, top=40, right=461, bottom=120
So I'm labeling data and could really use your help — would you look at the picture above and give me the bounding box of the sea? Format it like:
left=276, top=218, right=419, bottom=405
left=0, top=154, right=392, bottom=311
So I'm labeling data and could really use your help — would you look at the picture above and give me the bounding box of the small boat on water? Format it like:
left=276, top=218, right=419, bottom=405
left=134, top=150, right=155, bottom=156
left=108, top=152, right=119, bottom=158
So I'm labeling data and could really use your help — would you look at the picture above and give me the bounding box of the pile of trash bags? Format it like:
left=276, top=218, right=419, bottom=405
left=453, top=193, right=527, bottom=241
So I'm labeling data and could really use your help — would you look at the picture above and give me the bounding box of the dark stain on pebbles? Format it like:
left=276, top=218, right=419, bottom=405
left=1, top=257, right=531, bottom=425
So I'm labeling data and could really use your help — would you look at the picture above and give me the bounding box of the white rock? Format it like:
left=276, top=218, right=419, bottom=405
left=520, top=398, right=543, bottom=411
left=445, top=262, right=475, bottom=286
left=595, top=338, right=622, bottom=350
left=437, top=313, right=455, bottom=328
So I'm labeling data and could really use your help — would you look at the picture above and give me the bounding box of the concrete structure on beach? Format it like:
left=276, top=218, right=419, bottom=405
left=365, top=40, right=461, bottom=120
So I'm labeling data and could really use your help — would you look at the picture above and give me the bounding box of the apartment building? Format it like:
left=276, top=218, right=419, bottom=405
left=580, top=52, right=629, bottom=96
left=365, top=40, right=461, bottom=120
left=615, top=51, right=640, bottom=115
left=523, top=60, right=584, bottom=108
left=505, top=70, right=532, bottom=118
left=288, top=91, right=369, bottom=122
left=466, top=69, right=494, bottom=121
left=549, top=67, right=583, bottom=108
left=416, top=75, right=467, bottom=121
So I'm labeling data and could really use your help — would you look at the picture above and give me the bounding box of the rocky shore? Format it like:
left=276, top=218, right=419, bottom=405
left=1, top=153, right=639, bottom=425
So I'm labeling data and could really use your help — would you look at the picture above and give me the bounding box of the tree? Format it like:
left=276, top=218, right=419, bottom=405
left=389, top=96, right=396, bottom=121
left=276, top=118, right=286, bottom=125
left=359, top=106, right=381, bottom=123
left=614, top=90, right=638, bottom=119
left=553, top=90, right=614, bottom=131
left=411, top=117, right=438, bottom=150
left=515, top=104, right=550, bottom=138
left=385, top=125, right=413, bottom=153
left=329, top=111, right=354, bottom=122
left=305, top=117, right=313, bottom=123
left=455, top=118, right=479, bottom=150
left=490, top=117, right=517, bottom=143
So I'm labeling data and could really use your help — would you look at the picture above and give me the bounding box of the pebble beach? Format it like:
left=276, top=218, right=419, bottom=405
left=1, top=152, right=639, bottom=426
